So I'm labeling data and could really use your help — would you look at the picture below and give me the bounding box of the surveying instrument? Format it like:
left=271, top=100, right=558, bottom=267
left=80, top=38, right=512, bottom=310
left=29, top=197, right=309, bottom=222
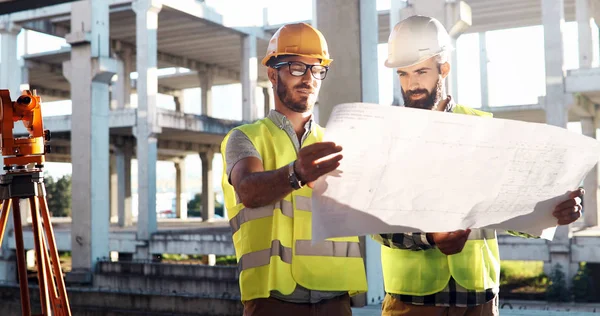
left=0, top=90, right=71, bottom=315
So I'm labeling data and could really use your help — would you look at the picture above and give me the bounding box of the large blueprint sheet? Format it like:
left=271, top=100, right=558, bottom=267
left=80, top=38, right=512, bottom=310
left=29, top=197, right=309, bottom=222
left=311, top=103, right=600, bottom=241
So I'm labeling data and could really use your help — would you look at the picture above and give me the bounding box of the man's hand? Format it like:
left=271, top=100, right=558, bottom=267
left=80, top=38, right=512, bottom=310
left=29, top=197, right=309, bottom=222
left=427, top=229, right=471, bottom=256
left=295, top=142, right=343, bottom=188
left=553, top=188, right=584, bottom=225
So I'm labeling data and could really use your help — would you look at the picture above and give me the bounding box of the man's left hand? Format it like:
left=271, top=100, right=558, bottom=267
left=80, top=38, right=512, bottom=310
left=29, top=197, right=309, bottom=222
left=553, top=188, right=585, bottom=225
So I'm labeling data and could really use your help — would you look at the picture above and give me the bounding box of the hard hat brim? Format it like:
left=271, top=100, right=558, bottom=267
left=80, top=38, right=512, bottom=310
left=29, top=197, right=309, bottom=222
left=261, top=53, right=333, bottom=66
left=384, top=49, right=453, bottom=69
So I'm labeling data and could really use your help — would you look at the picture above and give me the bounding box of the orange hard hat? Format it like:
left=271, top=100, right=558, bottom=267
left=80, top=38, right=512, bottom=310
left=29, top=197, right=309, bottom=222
left=261, top=22, right=333, bottom=66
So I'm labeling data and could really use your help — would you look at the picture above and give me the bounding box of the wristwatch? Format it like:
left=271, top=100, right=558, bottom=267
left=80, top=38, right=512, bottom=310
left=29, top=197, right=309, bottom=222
left=288, top=161, right=303, bottom=190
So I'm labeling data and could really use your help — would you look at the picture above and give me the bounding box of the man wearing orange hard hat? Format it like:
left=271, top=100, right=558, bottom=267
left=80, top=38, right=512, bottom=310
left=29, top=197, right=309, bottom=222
left=221, top=22, right=367, bottom=316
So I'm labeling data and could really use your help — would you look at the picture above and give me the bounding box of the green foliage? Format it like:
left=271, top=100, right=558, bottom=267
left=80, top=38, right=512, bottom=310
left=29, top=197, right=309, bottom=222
left=215, top=255, right=237, bottom=265
left=187, top=192, right=224, bottom=218
left=572, top=262, right=595, bottom=302
left=44, top=173, right=71, bottom=217
left=546, top=263, right=570, bottom=302
left=187, top=193, right=202, bottom=217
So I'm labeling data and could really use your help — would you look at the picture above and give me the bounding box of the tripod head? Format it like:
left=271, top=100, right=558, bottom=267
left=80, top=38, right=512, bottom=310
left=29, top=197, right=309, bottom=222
left=0, top=90, right=50, bottom=170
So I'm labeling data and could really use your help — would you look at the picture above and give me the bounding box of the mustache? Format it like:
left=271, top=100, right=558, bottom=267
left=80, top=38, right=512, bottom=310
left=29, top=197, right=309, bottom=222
left=405, top=89, right=429, bottom=97
left=294, top=83, right=313, bottom=91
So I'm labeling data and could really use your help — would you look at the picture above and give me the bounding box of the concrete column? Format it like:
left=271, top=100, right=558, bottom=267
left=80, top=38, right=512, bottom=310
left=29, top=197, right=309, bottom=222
left=0, top=22, right=21, bottom=100
left=199, top=150, right=214, bottom=221
left=581, top=117, right=599, bottom=227
left=315, top=0, right=384, bottom=306
left=241, top=35, right=257, bottom=121
left=110, top=154, right=118, bottom=223
left=200, top=67, right=214, bottom=116
left=63, top=0, right=115, bottom=284
left=389, top=0, right=405, bottom=106
left=479, top=32, right=489, bottom=109
left=262, top=87, right=273, bottom=116
left=543, top=0, right=568, bottom=128
left=175, top=159, right=187, bottom=219
left=117, top=142, right=133, bottom=227
left=541, top=0, right=577, bottom=287
left=111, top=57, right=125, bottom=110
left=133, top=0, right=162, bottom=259
left=174, top=91, right=184, bottom=112
left=122, top=47, right=133, bottom=108
left=577, top=0, right=595, bottom=69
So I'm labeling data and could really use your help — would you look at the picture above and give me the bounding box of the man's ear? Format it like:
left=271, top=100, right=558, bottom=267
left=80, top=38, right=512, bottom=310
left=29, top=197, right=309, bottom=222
left=268, top=67, right=277, bottom=86
left=440, top=62, right=450, bottom=79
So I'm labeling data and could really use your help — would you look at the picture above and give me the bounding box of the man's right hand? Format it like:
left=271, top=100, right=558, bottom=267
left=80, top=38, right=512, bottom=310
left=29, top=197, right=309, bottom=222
left=427, top=229, right=471, bottom=255
left=295, top=142, right=343, bottom=188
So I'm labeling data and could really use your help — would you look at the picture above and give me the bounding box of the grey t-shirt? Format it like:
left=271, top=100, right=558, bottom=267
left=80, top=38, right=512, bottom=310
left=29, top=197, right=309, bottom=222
left=225, top=109, right=346, bottom=304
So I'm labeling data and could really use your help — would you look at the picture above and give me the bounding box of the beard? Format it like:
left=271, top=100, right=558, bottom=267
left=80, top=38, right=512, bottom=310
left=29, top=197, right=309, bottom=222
left=402, top=79, right=443, bottom=110
left=277, top=73, right=315, bottom=113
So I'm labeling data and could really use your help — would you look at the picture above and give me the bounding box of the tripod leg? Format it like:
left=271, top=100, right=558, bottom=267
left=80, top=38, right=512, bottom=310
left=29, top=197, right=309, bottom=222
left=12, top=198, right=31, bottom=316
left=29, top=197, right=51, bottom=316
left=29, top=197, right=50, bottom=315
left=39, top=235, right=60, bottom=315
left=0, top=199, right=12, bottom=248
left=38, top=187, right=71, bottom=316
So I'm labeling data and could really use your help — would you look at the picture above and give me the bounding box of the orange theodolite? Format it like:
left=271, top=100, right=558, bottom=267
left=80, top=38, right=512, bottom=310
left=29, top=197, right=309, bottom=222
left=0, top=90, right=71, bottom=316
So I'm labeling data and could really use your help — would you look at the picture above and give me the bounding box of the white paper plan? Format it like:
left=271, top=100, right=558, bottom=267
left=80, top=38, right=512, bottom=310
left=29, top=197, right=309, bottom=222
left=311, top=103, right=600, bottom=241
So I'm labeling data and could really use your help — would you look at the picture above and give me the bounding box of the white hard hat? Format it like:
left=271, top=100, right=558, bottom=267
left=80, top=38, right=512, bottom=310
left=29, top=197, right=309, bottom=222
left=384, top=15, right=453, bottom=69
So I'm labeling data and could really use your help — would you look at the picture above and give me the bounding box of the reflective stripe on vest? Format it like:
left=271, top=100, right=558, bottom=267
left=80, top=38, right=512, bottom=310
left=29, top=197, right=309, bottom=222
left=239, top=239, right=362, bottom=271
left=229, top=196, right=312, bottom=234
left=239, top=239, right=292, bottom=270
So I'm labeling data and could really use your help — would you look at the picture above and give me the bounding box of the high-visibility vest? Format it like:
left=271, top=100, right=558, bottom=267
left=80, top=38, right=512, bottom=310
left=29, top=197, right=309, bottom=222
left=381, top=104, right=500, bottom=295
left=221, top=117, right=368, bottom=302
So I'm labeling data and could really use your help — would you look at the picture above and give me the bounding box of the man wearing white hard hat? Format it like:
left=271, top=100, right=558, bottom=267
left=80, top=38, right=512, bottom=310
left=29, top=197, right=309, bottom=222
left=373, top=15, right=584, bottom=316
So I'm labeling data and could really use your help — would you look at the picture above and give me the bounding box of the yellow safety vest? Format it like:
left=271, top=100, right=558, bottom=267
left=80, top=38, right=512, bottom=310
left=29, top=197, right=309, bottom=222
left=221, top=117, right=368, bottom=302
left=381, top=104, right=500, bottom=295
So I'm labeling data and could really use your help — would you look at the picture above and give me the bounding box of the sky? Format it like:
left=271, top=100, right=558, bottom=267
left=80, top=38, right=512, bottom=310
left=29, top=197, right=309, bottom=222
left=8, top=0, right=599, bottom=215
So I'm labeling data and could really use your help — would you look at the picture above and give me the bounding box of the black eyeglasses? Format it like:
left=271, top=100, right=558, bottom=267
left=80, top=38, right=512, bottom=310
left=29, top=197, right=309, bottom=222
left=271, top=61, right=329, bottom=80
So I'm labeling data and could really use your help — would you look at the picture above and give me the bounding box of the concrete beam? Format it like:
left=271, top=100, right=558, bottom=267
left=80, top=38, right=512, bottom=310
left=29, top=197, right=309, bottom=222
left=497, top=235, right=550, bottom=261
left=566, top=68, right=600, bottom=94
left=156, top=110, right=243, bottom=134
left=113, top=39, right=240, bottom=82
left=24, top=59, right=63, bottom=77
left=572, top=236, right=600, bottom=263
left=133, top=0, right=161, bottom=259
left=157, top=139, right=213, bottom=154
left=160, top=0, right=223, bottom=25
left=150, top=231, right=234, bottom=256
left=29, top=87, right=70, bottom=100
left=21, top=19, right=69, bottom=37
left=0, top=2, right=72, bottom=24
left=0, top=0, right=132, bottom=24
